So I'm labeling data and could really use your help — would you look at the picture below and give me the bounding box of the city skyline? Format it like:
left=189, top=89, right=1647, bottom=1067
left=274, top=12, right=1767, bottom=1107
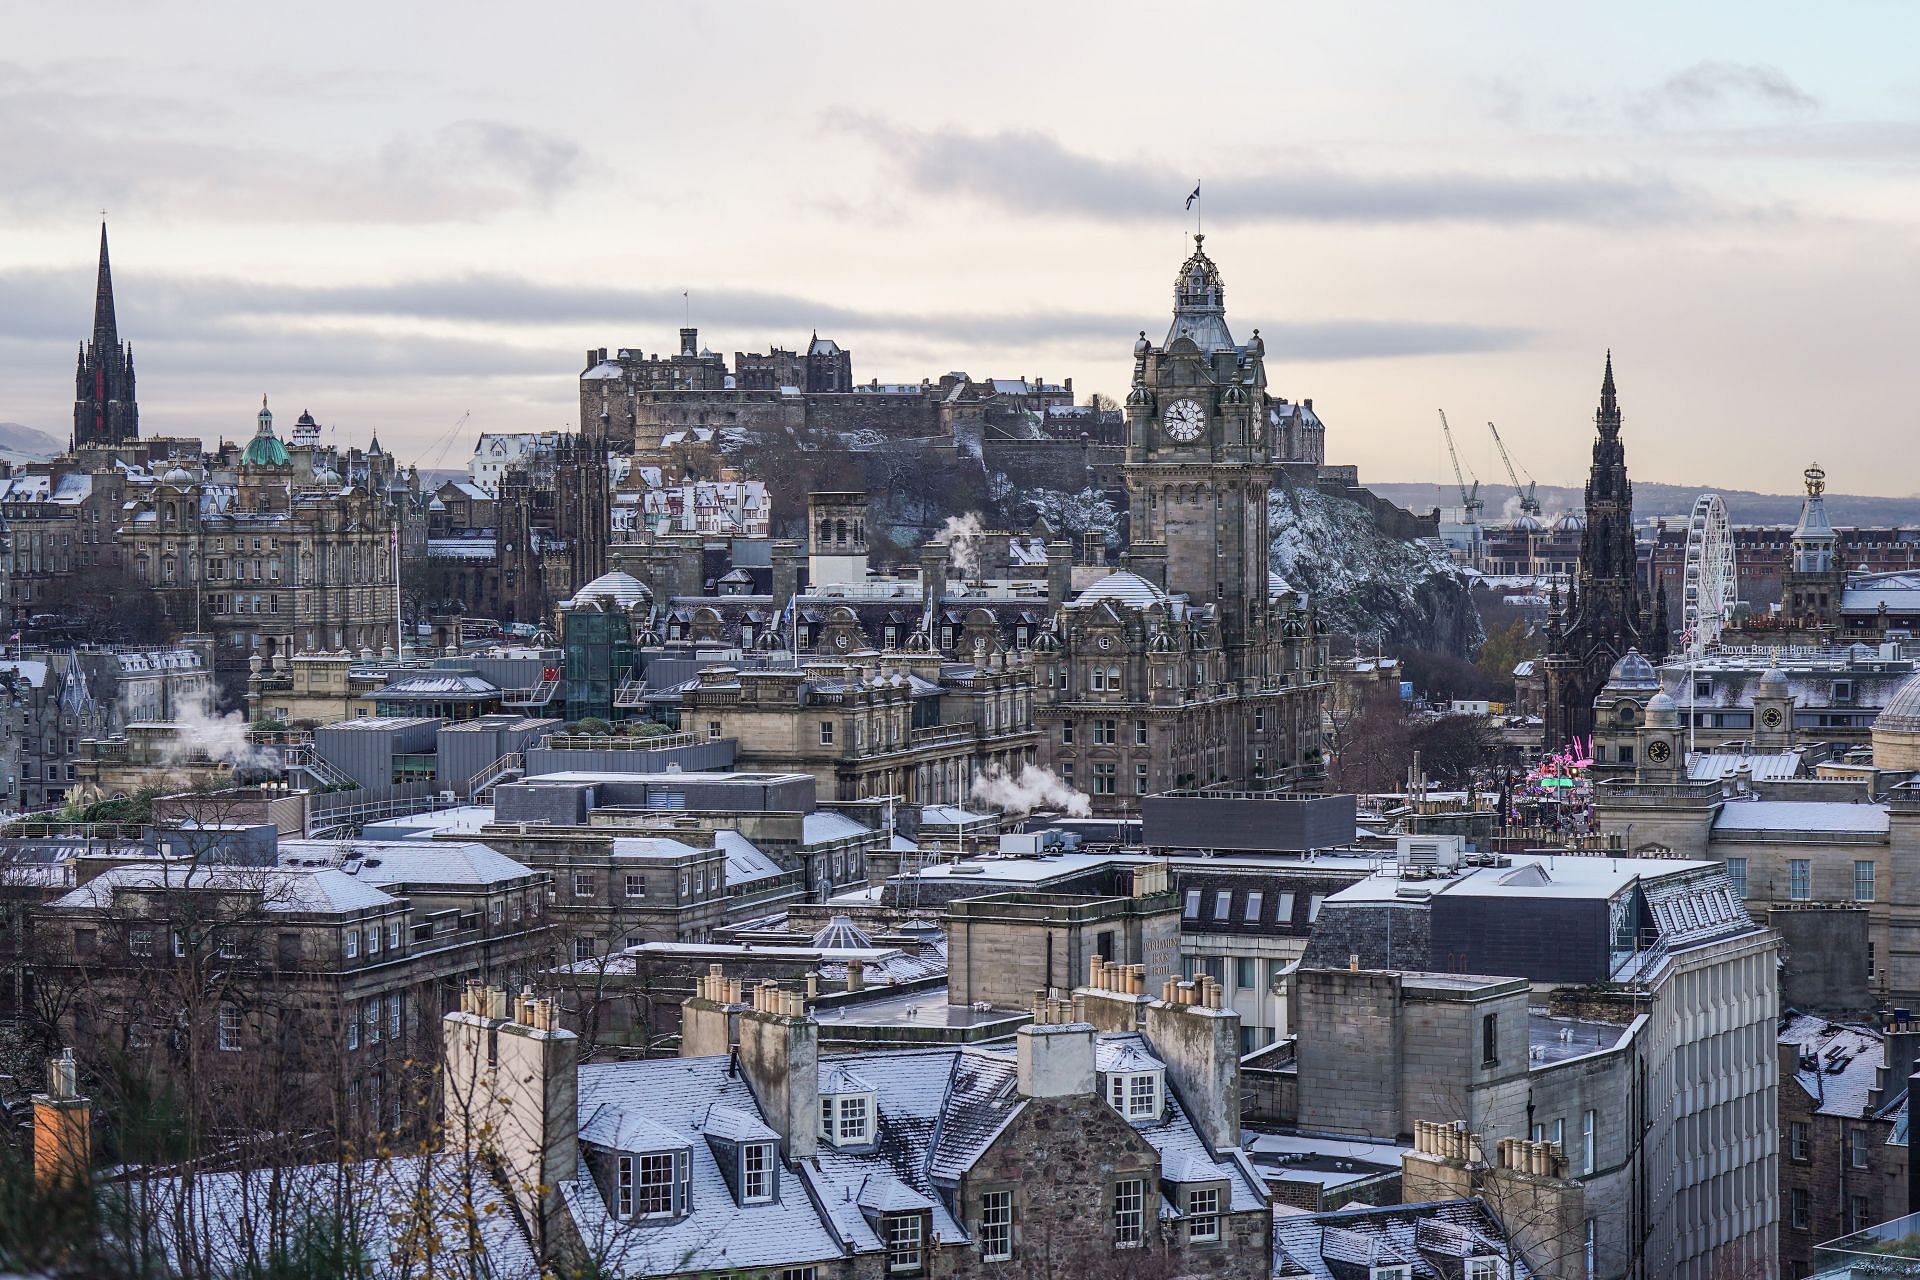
left=3, top=2, right=1919, bottom=494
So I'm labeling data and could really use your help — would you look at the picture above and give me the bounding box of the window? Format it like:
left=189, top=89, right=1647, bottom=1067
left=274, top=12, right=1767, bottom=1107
left=742, top=1142, right=774, bottom=1202
left=1725, top=857, right=1748, bottom=897
left=1112, top=1178, right=1144, bottom=1247
left=1790, top=1187, right=1810, bottom=1231
left=1245, top=891, right=1263, bottom=923
left=1214, top=890, right=1232, bottom=919
left=1092, top=763, right=1116, bottom=794
left=1581, top=1109, right=1596, bottom=1175
left=1468, top=1260, right=1504, bottom=1280
left=1790, top=859, right=1812, bottom=901
left=347, top=1018, right=360, bottom=1051
left=1856, top=860, right=1876, bottom=903
left=625, top=874, right=646, bottom=899
left=345, top=930, right=359, bottom=959
left=634, top=1152, right=676, bottom=1217
left=1136, top=764, right=1149, bottom=795
left=1585, top=1218, right=1596, bottom=1280
left=218, top=1003, right=242, bottom=1052
left=387, top=922, right=401, bottom=950
left=886, top=1213, right=924, bottom=1274
left=1789, top=1121, right=1808, bottom=1161
left=1483, top=1012, right=1499, bottom=1067
left=1236, top=958, right=1255, bottom=990
left=838, top=1095, right=871, bottom=1142
left=366, top=925, right=380, bottom=955
left=174, top=931, right=186, bottom=959
left=1185, top=1186, right=1220, bottom=1243
left=1061, top=722, right=1074, bottom=745
left=980, top=1189, right=1013, bottom=1261
left=819, top=720, right=834, bottom=745
left=366, top=999, right=381, bottom=1044
left=1307, top=894, right=1324, bottom=922
left=1107, top=1071, right=1161, bottom=1120
left=1550, top=1117, right=1564, bottom=1154
left=1135, top=720, right=1148, bottom=746
left=1183, top=890, right=1201, bottom=920
left=1851, top=1193, right=1872, bottom=1233
left=574, top=872, right=595, bottom=898
left=389, top=994, right=402, bottom=1040
left=129, top=929, right=154, bottom=957
left=574, top=938, right=595, bottom=962
left=1851, top=1127, right=1871, bottom=1169
left=1092, top=719, right=1115, bottom=744
left=1370, top=1269, right=1411, bottom=1280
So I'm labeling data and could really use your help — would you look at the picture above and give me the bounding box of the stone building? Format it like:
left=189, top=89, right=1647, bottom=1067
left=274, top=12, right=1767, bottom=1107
left=1777, top=1014, right=1912, bottom=1279
left=495, top=432, right=610, bottom=624
left=116, top=399, right=399, bottom=699
left=27, top=838, right=552, bottom=1142
left=455, top=962, right=1273, bottom=1278
left=1293, top=852, right=1779, bottom=1280
left=1542, top=354, right=1669, bottom=750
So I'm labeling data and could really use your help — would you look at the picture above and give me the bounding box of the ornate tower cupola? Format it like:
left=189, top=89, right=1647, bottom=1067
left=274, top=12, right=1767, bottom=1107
left=241, top=395, right=291, bottom=469
left=1784, top=462, right=1842, bottom=629
left=73, top=222, right=140, bottom=450
left=1166, top=234, right=1234, bottom=352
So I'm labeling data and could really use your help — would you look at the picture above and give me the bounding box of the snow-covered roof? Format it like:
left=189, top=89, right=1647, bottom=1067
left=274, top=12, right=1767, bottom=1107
left=802, top=811, right=875, bottom=845
left=277, top=839, right=537, bottom=888
left=1686, top=750, right=1806, bottom=782
left=1782, top=1014, right=1883, bottom=1119
left=563, top=570, right=652, bottom=611
left=1711, top=799, right=1889, bottom=837
left=53, top=863, right=395, bottom=914
left=1068, top=570, right=1168, bottom=611
left=0, top=660, right=50, bottom=689
left=713, top=830, right=787, bottom=887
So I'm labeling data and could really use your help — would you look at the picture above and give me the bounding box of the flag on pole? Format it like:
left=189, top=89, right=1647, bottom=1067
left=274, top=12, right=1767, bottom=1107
left=1185, top=182, right=1201, bottom=210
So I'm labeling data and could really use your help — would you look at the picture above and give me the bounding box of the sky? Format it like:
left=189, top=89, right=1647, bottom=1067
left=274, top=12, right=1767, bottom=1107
left=4, top=2, right=1919, bottom=497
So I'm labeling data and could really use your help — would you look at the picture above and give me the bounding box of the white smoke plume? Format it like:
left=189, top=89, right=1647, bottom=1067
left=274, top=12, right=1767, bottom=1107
left=161, top=689, right=276, bottom=769
left=936, top=512, right=986, bottom=578
left=969, top=763, right=1092, bottom=818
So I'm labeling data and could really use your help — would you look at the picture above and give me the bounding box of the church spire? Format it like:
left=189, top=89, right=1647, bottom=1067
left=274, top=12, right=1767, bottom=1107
left=1596, top=348, right=1620, bottom=436
left=93, top=222, right=119, bottom=351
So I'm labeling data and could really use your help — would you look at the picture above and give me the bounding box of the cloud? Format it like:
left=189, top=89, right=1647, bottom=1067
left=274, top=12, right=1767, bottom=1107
left=845, top=122, right=1699, bottom=226
left=1645, top=61, right=1818, bottom=117
left=0, top=62, right=583, bottom=223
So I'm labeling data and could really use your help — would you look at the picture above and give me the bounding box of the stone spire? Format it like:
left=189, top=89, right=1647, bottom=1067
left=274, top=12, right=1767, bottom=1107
left=73, top=222, right=140, bottom=449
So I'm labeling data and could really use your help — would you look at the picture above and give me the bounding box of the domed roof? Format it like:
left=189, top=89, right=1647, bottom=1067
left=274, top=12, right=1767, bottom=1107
left=1510, top=514, right=1543, bottom=532
left=563, top=570, right=652, bottom=611
left=1069, top=570, right=1168, bottom=611
left=1268, top=570, right=1293, bottom=600
left=1646, top=690, right=1681, bottom=728
left=1877, top=673, right=1920, bottom=734
left=811, top=914, right=875, bottom=950
left=160, top=463, right=196, bottom=485
left=1759, top=665, right=1789, bottom=690
left=1606, top=648, right=1659, bottom=690
left=243, top=395, right=290, bottom=468
left=1553, top=511, right=1587, bottom=533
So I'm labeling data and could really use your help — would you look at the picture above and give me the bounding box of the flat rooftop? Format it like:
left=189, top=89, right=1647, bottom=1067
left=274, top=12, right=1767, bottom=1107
left=1241, top=1132, right=1406, bottom=1191
left=811, top=985, right=1027, bottom=1031
left=893, top=851, right=1155, bottom=883
left=517, top=770, right=814, bottom=787
left=1529, top=1010, right=1635, bottom=1065
left=1325, top=852, right=1718, bottom=905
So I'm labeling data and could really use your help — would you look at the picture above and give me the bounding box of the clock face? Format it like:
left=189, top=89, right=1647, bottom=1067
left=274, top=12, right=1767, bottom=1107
left=1162, top=398, right=1206, bottom=443
left=1761, top=707, right=1784, bottom=729
left=1647, top=739, right=1671, bottom=763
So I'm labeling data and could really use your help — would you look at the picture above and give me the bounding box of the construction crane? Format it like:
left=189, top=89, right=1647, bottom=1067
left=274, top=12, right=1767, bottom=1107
left=1487, top=420, right=1540, bottom=516
left=1438, top=409, right=1482, bottom=526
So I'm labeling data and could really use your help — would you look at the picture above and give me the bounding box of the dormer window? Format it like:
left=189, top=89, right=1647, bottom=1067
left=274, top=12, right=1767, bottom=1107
left=741, top=1141, right=774, bottom=1203
left=820, top=1091, right=875, bottom=1145
left=1467, top=1259, right=1506, bottom=1280
left=1371, top=1268, right=1412, bottom=1280
left=1106, top=1071, right=1163, bottom=1122
left=615, top=1150, right=687, bottom=1219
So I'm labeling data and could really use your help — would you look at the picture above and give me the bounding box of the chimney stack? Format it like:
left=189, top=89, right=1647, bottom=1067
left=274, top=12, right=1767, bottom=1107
left=1145, top=977, right=1242, bottom=1151
left=682, top=964, right=747, bottom=1058
left=737, top=983, right=818, bottom=1160
left=1017, top=995, right=1096, bottom=1099
left=442, top=984, right=578, bottom=1246
left=32, top=1047, right=90, bottom=1189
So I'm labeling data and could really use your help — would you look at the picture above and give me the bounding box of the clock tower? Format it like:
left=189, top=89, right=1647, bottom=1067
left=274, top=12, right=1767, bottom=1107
left=1123, top=235, right=1276, bottom=678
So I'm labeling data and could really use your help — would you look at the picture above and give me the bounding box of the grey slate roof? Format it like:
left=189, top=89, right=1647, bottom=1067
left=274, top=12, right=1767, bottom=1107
left=1272, top=1198, right=1530, bottom=1280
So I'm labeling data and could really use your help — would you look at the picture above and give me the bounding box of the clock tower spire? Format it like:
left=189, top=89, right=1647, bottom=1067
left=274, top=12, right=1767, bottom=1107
left=1123, top=236, right=1277, bottom=679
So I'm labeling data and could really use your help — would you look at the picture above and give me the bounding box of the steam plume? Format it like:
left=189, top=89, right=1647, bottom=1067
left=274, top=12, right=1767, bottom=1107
left=969, top=763, right=1091, bottom=818
left=936, top=513, right=986, bottom=578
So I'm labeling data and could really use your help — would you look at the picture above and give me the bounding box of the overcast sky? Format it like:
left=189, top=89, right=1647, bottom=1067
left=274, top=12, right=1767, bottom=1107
left=4, top=2, right=1919, bottom=497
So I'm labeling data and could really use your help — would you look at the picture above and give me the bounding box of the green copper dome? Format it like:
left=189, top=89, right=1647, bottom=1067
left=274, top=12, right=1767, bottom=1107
left=243, top=395, right=290, bottom=468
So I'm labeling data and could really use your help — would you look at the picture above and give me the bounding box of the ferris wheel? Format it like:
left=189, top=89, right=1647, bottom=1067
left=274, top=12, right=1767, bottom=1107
left=1681, top=493, right=1737, bottom=655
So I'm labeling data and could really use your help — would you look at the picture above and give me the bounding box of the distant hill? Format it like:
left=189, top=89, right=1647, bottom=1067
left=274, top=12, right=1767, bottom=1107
left=1368, top=480, right=1920, bottom=529
left=0, top=422, right=62, bottom=460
